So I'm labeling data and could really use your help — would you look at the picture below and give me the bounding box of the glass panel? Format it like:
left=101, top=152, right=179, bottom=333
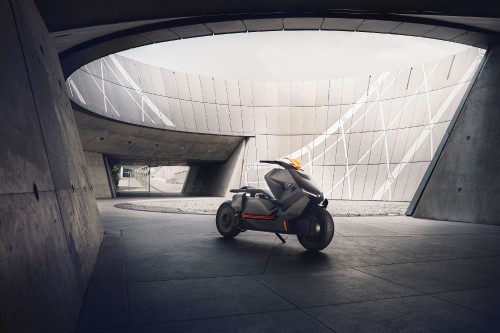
left=277, top=81, right=290, bottom=106
left=323, top=134, right=338, bottom=165
left=174, top=72, right=190, bottom=100
left=316, top=80, right=329, bottom=106
left=379, top=70, right=397, bottom=100
left=390, top=128, right=410, bottom=163
left=229, top=105, right=243, bottom=134
left=412, top=132, right=431, bottom=162
left=331, top=166, right=345, bottom=199
left=432, top=54, right=454, bottom=90
left=312, top=134, right=327, bottom=165
left=241, top=106, right=255, bottom=134
left=200, top=76, right=215, bottom=103
left=167, top=98, right=185, bottom=131
left=303, top=81, right=317, bottom=106
left=278, top=107, right=291, bottom=135
left=192, top=101, right=208, bottom=133
left=252, top=81, right=266, bottom=106
left=410, top=93, right=428, bottom=127
left=392, top=162, right=411, bottom=201
left=368, top=133, right=385, bottom=164
left=239, top=80, right=253, bottom=105
left=349, top=102, right=367, bottom=133
left=302, top=107, right=315, bottom=134
left=135, top=61, right=154, bottom=94
left=392, top=66, right=411, bottom=99
left=161, top=69, right=179, bottom=98
left=226, top=79, right=241, bottom=105
left=290, top=81, right=304, bottom=106
left=381, top=129, right=398, bottom=165
left=289, top=107, right=302, bottom=135
left=329, top=79, right=343, bottom=106
left=314, top=106, right=328, bottom=133
left=217, top=105, right=231, bottom=134
left=253, top=107, right=267, bottom=134
left=341, top=77, right=356, bottom=105
left=352, top=165, right=367, bottom=200
left=354, top=75, right=369, bottom=102
left=187, top=73, right=203, bottom=102
left=406, top=65, right=424, bottom=95
left=278, top=136, right=290, bottom=158
left=402, top=161, right=424, bottom=201
left=326, top=105, right=341, bottom=129
left=362, top=102, right=379, bottom=132
left=204, top=103, right=220, bottom=133
left=358, top=132, right=374, bottom=164
left=347, top=133, right=362, bottom=165
left=149, top=65, right=167, bottom=96
left=265, top=107, right=279, bottom=134
left=387, top=97, right=405, bottom=129
left=398, top=95, right=417, bottom=129
left=428, top=89, right=444, bottom=123
left=156, top=95, right=175, bottom=129
left=422, top=58, right=440, bottom=93
left=265, top=81, right=278, bottom=106
left=267, top=136, right=280, bottom=160
left=322, top=166, right=334, bottom=194
left=179, top=100, right=197, bottom=131
left=362, top=165, right=379, bottom=200
left=213, top=78, right=228, bottom=104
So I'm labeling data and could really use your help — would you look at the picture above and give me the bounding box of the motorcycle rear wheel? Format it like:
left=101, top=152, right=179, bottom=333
left=216, top=201, right=240, bottom=238
left=297, top=207, right=334, bottom=251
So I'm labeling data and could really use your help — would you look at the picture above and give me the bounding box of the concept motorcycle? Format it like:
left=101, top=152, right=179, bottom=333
left=216, top=158, right=334, bottom=251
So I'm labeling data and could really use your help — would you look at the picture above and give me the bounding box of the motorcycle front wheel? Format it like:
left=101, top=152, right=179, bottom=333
left=297, top=206, right=334, bottom=251
left=215, top=201, right=240, bottom=238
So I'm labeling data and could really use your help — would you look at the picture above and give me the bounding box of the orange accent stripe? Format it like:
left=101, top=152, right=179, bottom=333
left=242, top=212, right=275, bottom=220
left=283, top=220, right=288, bottom=232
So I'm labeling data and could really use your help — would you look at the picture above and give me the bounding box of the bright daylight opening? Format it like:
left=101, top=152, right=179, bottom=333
left=119, top=31, right=470, bottom=80
left=69, top=30, right=484, bottom=210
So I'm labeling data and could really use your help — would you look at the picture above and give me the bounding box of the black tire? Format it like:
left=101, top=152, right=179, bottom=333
left=297, top=207, right=334, bottom=251
left=216, top=201, right=240, bottom=238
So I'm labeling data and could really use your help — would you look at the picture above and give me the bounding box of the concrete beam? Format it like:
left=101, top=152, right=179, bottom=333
left=74, top=108, right=244, bottom=166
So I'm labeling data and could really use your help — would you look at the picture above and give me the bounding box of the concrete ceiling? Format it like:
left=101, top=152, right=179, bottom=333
left=35, top=1, right=499, bottom=166
left=34, top=1, right=500, bottom=77
left=74, top=106, right=243, bottom=166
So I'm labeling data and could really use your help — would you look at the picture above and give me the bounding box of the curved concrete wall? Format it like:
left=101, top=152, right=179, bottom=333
left=68, top=46, right=484, bottom=201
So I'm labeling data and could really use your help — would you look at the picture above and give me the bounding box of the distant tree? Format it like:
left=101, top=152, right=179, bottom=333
left=111, top=165, right=121, bottom=189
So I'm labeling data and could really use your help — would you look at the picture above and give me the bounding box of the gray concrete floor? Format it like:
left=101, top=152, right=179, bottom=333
left=77, top=198, right=500, bottom=332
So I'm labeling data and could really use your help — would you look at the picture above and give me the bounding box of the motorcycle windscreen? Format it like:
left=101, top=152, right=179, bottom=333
left=289, top=169, right=323, bottom=197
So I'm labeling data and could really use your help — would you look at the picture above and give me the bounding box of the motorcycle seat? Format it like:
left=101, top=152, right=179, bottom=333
left=230, top=186, right=275, bottom=199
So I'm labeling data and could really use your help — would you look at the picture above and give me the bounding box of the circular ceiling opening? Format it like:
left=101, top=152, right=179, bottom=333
left=119, top=30, right=470, bottom=81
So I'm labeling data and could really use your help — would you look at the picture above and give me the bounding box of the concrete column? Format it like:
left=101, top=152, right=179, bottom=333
left=0, top=0, right=102, bottom=331
left=183, top=138, right=247, bottom=196
left=83, top=151, right=115, bottom=198
left=413, top=45, right=500, bottom=224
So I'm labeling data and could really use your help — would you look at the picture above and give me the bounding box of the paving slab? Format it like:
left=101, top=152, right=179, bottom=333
left=356, top=260, right=500, bottom=293
left=129, top=309, right=332, bottom=333
left=305, top=295, right=500, bottom=332
left=253, top=268, right=420, bottom=308
left=127, top=276, right=295, bottom=324
left=434, top=286, right=500, bottom=319
left=77, top=284, right=129, bottom=330
left=75, top=198, right=500, bottom=332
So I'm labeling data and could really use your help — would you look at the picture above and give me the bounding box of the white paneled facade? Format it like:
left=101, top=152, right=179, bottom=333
left=68, top=47, right=485, bottom=202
